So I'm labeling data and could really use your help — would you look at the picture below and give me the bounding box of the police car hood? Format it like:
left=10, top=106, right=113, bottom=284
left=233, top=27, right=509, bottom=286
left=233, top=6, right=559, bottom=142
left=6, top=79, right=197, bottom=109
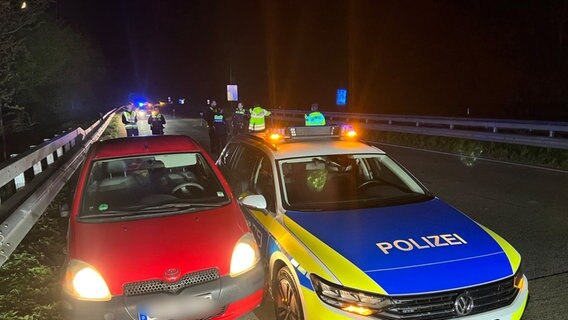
left=284, top=198, right=515, bottom=295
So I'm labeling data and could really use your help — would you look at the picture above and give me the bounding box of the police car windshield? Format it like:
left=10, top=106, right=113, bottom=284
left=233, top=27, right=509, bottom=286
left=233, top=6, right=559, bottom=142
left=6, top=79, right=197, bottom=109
left=279, top=154, right=431, bottom=211
left=79, top=153, right=229, bottom=220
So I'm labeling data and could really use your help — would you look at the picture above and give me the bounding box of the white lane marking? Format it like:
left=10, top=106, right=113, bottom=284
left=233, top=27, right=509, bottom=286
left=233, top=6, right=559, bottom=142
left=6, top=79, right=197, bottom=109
left=368, top=141, right=568, bottom=174
left=364, top=251, right=505, bottom=273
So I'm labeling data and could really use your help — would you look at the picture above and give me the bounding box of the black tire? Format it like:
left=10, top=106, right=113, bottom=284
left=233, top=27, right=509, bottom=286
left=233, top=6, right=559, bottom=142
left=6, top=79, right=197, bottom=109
left=273, top=266, right=304, bottom=320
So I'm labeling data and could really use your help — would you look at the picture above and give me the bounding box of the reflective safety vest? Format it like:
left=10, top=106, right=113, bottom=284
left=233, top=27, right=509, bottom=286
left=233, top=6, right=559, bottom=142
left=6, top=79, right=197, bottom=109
left=307, top=169, right=327, bottom=192
left=233, top=108, right=247, bottom=124
left=213, top=114, right=225, bottom=123
left=124, top=111, right=138, bottom=129
left=150, top=113, right=163, bottom=123
left=305, top=111, right=326, bottom=126
left=249, top=106, right=271, bottom=132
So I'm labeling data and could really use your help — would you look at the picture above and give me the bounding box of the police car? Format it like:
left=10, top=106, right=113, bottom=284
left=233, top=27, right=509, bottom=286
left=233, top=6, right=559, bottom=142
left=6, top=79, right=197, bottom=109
left=217, top=125, right=528, bottom=320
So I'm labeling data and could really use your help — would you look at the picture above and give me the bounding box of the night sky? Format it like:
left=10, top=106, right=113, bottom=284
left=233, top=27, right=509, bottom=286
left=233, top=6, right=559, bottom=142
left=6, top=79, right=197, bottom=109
left=57, top=0, right=568, bottom=119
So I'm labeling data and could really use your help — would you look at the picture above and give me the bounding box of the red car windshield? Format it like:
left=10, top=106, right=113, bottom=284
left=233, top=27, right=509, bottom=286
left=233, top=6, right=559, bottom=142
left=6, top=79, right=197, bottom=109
left=80, top=152, right=229, bottom=220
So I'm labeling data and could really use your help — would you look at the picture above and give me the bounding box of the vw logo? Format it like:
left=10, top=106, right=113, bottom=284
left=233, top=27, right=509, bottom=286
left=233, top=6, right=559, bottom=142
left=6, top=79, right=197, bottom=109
left=454, top=292, right=474, bottom=316
left=164, top=268, right=181, bottom=282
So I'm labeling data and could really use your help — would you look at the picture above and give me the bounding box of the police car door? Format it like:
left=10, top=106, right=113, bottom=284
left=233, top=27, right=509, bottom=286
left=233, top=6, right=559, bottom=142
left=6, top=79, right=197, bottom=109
left=247, top=154, right=278, bottom=262
left=225, top=145, right=271, bottom=258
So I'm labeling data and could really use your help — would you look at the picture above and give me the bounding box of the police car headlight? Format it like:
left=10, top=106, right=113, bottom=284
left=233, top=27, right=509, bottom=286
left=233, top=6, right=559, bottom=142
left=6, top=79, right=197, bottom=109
left=64, top=260, right=111, bottom=301
left=230, top=233, right=260, bottom=277
left=310, top=274, right=391, bottom=316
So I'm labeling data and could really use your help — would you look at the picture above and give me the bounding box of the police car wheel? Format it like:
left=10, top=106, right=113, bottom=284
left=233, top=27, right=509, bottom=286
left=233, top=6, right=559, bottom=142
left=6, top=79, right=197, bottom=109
left=274, top=267, right=304, bottom=320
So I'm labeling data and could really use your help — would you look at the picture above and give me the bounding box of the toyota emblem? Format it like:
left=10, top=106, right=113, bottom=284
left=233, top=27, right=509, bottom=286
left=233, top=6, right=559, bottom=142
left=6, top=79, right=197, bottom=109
left=164, top=268, right=181, bottom=282
left=454, top=292, right=474, bottom=316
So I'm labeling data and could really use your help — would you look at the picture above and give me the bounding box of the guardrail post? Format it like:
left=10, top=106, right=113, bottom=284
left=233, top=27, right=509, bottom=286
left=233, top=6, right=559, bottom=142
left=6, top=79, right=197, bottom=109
left=493, top=127, right=498, bottom=133
left=10, top=154, right=26, bottom=190
left=46, top=153, right=54, bottom=165
left=43, top=139, right=55, bottom=165
left=56, top=147, right=63, bottom=158
left=33, top=162, right=42, bottom=176
left=549, top=130, right=554, bottom=137
left=13, top=176, right=26, bottom=190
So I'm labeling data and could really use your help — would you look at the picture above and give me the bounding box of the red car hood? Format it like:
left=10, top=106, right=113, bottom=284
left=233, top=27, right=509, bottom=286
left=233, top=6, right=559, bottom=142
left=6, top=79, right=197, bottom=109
left=69, top=204, right=248, bottom=295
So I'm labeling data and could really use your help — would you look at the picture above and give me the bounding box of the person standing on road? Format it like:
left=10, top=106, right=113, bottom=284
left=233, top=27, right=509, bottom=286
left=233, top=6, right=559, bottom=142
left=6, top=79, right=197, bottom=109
left=148, top=106, right=166, bottom=135
left=231, top=102, right=248, bottom=135
left=205, top=100, right=228, bottom=155
left=122, top=103, right=139, bottom=136
left=305, top=103, right=326, bottom=126
left=248, top=104, right=271, bottom=132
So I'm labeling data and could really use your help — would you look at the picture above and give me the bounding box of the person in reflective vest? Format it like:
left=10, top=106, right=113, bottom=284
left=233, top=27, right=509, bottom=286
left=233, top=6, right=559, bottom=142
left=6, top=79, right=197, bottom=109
left=249, top=104, right=271, bottom=132
left=122, top=103, right=139, bottom=136
left=206, top=101, right=228, bottom=155
left=148, top=107, right=166, bottom=135
left=231, top=102, right=248, bottom=135
left=305, top=103, right=326, bottom=126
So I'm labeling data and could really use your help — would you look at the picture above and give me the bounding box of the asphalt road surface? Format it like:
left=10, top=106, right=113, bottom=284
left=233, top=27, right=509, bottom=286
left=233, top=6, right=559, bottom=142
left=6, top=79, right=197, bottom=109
left=125, top=115, right=568, bottom=319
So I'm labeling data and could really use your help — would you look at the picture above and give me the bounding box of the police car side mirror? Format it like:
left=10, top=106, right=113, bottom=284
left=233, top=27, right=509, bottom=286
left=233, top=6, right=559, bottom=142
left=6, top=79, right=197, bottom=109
left=240, top=195, right=267, bottom=211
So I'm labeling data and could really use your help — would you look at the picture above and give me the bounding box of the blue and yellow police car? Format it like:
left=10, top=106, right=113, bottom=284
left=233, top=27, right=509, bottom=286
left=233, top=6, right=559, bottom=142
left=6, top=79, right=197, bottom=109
left=217, top=125, right=528, bottom=320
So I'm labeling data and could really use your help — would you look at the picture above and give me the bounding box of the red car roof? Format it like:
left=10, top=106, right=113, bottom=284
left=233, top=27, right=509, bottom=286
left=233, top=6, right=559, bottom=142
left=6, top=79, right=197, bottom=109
left=91, top=135, right=204, bottom=159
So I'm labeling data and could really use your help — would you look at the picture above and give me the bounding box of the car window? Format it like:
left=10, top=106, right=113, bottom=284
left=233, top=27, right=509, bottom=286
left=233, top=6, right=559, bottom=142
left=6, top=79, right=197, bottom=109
left=228, top=145, right=263, bottom=197
left=253, top=155, right=276, bottom=213
left=217, top=142, right=239, bottom=172
left=279, top=154, right=431, bottom=211
left=80, top=152, right=229, bottom=219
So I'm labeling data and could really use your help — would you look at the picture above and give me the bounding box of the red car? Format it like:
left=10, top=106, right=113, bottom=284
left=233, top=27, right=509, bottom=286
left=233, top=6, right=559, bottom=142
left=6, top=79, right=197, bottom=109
left=61, top=135, right=263, bottom=320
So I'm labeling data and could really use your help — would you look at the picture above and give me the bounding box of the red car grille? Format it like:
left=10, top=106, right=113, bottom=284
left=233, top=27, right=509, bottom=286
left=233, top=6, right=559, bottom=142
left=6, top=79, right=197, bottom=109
left=123, top=268, right=220, bottom=296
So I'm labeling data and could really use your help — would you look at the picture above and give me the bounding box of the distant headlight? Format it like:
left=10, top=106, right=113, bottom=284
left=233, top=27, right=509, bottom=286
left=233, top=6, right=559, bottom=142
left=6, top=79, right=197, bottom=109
left=230, top=233, right=260, bottom=277
left=310, top=274, right=391, bottom=316
left=64, top=260, right=111, bottom=301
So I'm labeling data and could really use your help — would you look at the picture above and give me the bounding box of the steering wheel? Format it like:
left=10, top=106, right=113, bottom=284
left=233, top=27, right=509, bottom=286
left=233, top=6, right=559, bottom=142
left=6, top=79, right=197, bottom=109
left=171, top=182, right=205, bottom=194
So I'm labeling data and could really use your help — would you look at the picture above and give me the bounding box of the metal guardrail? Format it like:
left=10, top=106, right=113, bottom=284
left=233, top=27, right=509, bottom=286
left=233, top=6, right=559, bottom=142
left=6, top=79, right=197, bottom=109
left=270, top=110, right=568, bottom=150
left=0, top=108, right=119, bottom=266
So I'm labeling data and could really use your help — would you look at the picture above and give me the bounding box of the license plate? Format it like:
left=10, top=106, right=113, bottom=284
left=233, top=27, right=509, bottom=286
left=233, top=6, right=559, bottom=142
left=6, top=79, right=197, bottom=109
left=138, top=296, right=215, bottom=320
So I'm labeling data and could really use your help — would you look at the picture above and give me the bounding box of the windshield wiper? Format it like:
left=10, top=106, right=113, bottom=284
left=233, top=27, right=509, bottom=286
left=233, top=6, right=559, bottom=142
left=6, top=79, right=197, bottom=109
left=142, top=202, right=223, bottom=211
left=79, top=202, right=225, bottom=221
left=79, top=210, right=141, bottom=219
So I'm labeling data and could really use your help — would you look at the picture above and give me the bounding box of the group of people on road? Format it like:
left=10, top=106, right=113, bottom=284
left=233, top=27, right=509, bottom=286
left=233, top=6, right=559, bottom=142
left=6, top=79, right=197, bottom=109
left=123, top=99, right=327, bottom=156
left=205, top=100, right=272, bottom=155
left=122, top=103, right=166, bottom=137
